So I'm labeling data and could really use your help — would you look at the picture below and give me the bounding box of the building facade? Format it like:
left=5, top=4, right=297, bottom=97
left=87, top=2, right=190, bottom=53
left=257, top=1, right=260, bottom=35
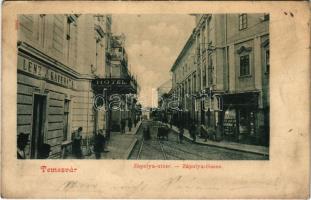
left=17, top=14, right=112, bottom=158
left=93, top=33, right=139, bottom=132
left=170, top=14, right=269, bottom=146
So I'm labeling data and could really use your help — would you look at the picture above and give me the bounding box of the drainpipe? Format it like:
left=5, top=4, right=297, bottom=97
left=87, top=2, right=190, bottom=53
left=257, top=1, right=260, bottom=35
left=225, top=14, right=228, bottom=92
left=86, top=80, right=90, bottom=155
left=222, top=14, right=228, bottom=133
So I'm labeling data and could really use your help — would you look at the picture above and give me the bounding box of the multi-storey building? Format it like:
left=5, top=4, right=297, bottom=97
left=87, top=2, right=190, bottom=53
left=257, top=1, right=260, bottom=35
left=17, top=14, right=112, bottom=158
left=170, top=32, right=197, bottom=128
left=170, top=14, right=269, bottom=146
left=95, top=34, right=138, bottom=132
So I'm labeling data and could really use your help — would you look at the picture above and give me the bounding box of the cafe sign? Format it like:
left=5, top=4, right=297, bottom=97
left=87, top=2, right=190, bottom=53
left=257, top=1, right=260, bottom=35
left=18, top=56, right=75, bottom=89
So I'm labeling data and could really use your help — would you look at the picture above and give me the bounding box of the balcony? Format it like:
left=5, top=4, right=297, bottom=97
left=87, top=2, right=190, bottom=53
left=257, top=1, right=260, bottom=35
left=111, top=35, right=125, bottom=48
left=107, top=47, right=128, bottom=64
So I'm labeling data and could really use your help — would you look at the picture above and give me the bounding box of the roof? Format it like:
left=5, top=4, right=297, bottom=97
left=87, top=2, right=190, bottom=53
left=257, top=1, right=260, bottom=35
left=170, top=30, right=195, bottom=72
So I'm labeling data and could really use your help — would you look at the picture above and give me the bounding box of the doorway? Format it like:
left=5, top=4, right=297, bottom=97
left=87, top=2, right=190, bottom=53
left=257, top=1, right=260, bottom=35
left=30, top=94, right=47, bottom=159
left=63, top=99, right=70, bottom=141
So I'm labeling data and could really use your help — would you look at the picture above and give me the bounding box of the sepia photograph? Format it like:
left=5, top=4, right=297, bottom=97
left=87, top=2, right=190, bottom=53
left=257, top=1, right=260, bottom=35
left=17, top=13, right=269, bottom=160
left=2, top=1, right=310, bottom=198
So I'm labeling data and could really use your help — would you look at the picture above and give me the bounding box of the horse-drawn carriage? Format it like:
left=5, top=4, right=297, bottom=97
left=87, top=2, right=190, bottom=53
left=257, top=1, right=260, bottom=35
left=157, top=124, right=169, bottom=141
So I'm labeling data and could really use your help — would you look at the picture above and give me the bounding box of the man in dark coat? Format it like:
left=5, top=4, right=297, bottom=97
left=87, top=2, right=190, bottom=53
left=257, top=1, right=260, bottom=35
left=17, top=132, right=30, bottom=159
left=72, top=127, right=83, bottom=159
left=128, top=118, right=133, bottom=132
left=94, top=130, right=105, bottom=159
left=143, top=125, right=151, bottom=140
left=38, top=143, right=51, bottom=159
left=190, top=122, right=196, bottom=143
left=121, top=119, right=126, bottom=134
left=178, top=126, right=184, bottom=144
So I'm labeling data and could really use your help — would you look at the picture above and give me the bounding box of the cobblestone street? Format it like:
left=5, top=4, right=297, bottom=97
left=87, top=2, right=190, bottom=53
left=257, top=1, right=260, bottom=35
left=129, top=120, right=268, bottom=160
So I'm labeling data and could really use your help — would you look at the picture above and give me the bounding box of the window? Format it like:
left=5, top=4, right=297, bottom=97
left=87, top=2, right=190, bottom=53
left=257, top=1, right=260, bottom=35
left=240, top=55, right=250, bottom=76
left=66, top=17, right=73, bottom=62
left=208, top=55, right=213, bottom=85
left=203, top=64, right=206, bottom=87
left=239, top=14, right=247, bottom=30
left=265, top=49, right=270, bottom=73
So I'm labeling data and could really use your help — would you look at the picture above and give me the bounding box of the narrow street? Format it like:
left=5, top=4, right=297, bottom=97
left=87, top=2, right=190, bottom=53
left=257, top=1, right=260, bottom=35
left=129, top=120, right=268, bottom=160
left=15, top=14, right=270, bottom=160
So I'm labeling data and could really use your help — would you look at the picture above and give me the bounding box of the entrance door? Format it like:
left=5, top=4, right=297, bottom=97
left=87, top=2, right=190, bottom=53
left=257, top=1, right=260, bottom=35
left=30, top=94, right=46, bottom=159
left=63, top=99, right=70, bottom=141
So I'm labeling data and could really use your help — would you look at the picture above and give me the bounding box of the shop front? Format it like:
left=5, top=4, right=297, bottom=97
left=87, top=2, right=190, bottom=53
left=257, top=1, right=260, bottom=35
left=91, top=78, right=138, bottom=133
left=222, top=92, right=261, bottom=145
left=17, top=46, right=78, bottom=158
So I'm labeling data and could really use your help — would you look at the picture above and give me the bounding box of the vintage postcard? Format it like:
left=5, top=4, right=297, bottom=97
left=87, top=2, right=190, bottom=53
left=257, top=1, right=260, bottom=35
left=1, top=1, right=310, bottom=199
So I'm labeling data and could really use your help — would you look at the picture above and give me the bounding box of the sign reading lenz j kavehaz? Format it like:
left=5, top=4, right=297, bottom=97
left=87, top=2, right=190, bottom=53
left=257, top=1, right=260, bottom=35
left=17, top=56, right=75, bottom=89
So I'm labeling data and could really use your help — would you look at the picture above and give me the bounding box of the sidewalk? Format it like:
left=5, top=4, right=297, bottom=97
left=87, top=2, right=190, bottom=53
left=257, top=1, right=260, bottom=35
left=98, top=120, right=143, bottom=159
left=167, top=123, right=269, bottom=156
left=66, top=120, right=142, bottom=159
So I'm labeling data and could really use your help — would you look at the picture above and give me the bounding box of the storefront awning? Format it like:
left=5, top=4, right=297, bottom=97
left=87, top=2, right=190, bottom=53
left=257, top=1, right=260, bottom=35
left=222, top=91, right=259, bottom=108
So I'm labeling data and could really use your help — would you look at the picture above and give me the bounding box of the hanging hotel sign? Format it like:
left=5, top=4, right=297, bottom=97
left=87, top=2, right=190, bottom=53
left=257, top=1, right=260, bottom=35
left=92, top=78, right=130, bottom=86
left=91, top=78, right=137, bottom=94
left=17, top=56, right=75, bottom=89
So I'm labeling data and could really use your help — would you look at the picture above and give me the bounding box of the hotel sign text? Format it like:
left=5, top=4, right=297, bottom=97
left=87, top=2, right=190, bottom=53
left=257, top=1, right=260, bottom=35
left=92, top=78, right=130, bottom=86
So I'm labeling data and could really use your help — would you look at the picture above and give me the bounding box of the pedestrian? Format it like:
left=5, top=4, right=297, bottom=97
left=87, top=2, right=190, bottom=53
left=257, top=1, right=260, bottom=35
left=106, top=126, right=111, bottom=141
left=134, top=117, right=137, bottom=128
left=17, top=132, right=30, bottom=159
left=128, top=118, right=133, bottom=132
left=178, top=126, right=184, bottom=144
left=121, top=119, right=126, bottom=134
left=233, top=123, right=239, bottom=142
left=143, top=125, right=151, bottom=140
left=215, top=123, right=223, bottom=142
left=93, top=130, right=105, bottom=159
left=38, top=143, right=51, bottom=159
left=72, top=127, right=83, bottom=159
left=190, top=122, right=196, bottom=143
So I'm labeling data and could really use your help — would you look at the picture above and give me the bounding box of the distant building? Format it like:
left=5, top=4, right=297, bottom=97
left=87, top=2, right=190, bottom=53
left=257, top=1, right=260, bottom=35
left=170, top=14, right=269, bottom=146
left=157, top=79, right=172, bottom=107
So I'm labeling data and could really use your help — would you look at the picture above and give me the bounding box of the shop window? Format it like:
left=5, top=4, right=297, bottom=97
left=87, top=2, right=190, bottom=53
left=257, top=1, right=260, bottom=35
left=240, top=55, right=250, bottom=76
left=215, top=95, right=223, bottom=111
left=239, top=14, right=247, bottom=30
